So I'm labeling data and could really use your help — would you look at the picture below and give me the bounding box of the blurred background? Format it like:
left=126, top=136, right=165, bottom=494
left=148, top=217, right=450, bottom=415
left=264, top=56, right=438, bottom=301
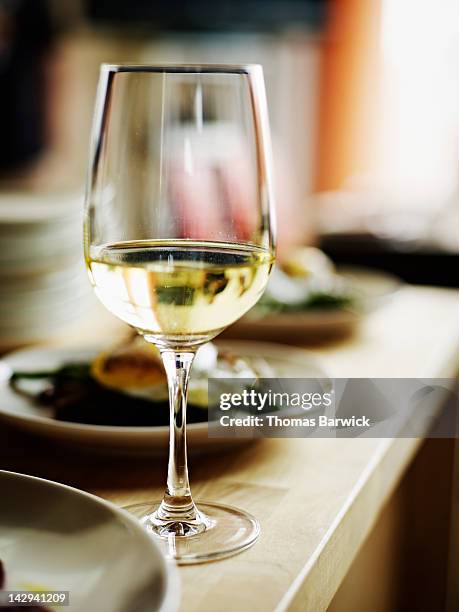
left=1, top=0, right=459, bottom=346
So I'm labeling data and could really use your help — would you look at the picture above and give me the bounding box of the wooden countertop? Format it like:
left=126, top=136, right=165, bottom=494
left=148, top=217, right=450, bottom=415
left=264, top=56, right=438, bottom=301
left=1, top=285, right=459, bottom=611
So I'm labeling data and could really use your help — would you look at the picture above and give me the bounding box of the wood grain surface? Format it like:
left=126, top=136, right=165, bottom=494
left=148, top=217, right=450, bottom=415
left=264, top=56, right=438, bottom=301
left=1, top=285, right=459, bottom=611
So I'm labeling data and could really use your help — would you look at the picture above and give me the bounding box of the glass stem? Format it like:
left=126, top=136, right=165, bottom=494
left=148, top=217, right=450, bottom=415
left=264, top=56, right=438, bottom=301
left=156, top=350, right=202, bottom=529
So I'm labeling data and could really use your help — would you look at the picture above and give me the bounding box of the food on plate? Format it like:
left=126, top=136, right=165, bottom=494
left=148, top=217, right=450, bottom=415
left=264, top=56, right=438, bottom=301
left=252, top=247, right=356, bottom=315
left=9, top=335, right=273, bottom=427
left=281, top=246, right=335, bottom=278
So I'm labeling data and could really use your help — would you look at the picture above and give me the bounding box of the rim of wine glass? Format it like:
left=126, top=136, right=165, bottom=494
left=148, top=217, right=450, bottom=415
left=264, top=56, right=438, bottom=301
left=100, top=62, right=262, bottom=75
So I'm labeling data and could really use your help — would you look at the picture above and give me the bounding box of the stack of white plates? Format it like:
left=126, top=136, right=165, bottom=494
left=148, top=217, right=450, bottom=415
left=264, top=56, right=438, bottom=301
left=0, top=192, right=93, bottom=348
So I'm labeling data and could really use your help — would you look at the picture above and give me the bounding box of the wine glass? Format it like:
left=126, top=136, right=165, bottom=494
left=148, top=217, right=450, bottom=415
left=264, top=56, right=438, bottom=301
left=84, top=64, right=276, bottom=564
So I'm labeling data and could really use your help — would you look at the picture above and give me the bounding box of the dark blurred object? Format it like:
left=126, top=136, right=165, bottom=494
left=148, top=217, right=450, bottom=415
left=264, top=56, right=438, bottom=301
left=0, top=0, right=56, bottom=171
left=321, top=234, right=459, bottom=288
left=86, top=0, right=327, bottom=32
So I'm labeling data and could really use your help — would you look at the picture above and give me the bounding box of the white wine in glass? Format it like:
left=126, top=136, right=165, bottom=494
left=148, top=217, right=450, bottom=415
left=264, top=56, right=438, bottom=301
left=88, top=240, right=273, bottom=347
left=84, top=64, right=276, bottom=564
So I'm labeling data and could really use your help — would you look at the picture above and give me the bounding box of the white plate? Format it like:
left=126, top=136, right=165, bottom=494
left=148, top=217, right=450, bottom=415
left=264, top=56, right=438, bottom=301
left=0, top=341, right=324, bottom=456
left=0, top=470, right=179, bottom=612
left=0, top=192, right=81, bottom=226
left=0, top=263, right=84, bottom=295
left=224, top=267, right=401, bottom=341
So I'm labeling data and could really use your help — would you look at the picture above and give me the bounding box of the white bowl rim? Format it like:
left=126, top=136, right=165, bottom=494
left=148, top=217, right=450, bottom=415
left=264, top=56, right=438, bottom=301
left=0, top=468, right=180, bottom=612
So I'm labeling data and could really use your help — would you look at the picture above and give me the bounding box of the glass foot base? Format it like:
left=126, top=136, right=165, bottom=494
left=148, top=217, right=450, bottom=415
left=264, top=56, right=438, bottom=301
left=123, top=500, right=260, bottom=565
